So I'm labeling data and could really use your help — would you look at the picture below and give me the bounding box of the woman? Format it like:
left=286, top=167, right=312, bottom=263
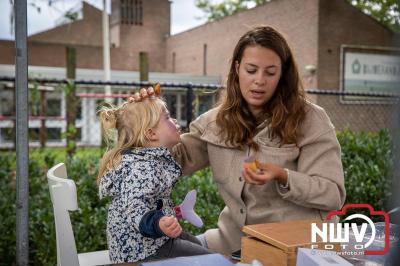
left=134, top=26, right=346, bottom=256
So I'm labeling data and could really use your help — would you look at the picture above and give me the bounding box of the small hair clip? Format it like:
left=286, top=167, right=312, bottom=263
left=154, top=83, right=161, bottom=95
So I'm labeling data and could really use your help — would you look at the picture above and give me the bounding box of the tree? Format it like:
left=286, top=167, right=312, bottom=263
left=349, top=0, right=400, bottom=32
left=195, top=0, right=270, bottom=22
left=195, top=0, right=400, bottom=32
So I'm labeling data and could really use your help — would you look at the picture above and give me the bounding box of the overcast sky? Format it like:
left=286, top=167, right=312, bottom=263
left=0, top=0, right=211, bottom=40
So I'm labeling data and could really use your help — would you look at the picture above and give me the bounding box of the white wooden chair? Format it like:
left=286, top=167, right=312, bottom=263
left=47, top=163, right=111, bottom=266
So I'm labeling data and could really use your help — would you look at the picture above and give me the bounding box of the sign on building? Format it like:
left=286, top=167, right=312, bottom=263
left=341, top=46, right=400, bottom=102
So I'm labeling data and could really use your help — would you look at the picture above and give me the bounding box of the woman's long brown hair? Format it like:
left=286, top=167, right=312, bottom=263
left=216, top=26, right=307, bottom=150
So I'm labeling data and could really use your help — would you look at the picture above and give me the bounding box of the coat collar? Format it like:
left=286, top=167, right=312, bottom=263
left=200, top=118, right=271, bottom=148
left=122, top=147, right=175, bottom=161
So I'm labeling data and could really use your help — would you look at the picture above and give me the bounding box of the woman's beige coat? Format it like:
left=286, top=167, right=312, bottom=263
left=173, top=102, right=346, bottom=255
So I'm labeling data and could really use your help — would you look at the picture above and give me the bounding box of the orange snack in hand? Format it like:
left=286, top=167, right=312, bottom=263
left=243, top=156, right=257, bottom=171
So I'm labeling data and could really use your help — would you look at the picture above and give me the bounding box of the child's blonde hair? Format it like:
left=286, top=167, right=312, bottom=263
left=97, top=97, right=167, bottom=184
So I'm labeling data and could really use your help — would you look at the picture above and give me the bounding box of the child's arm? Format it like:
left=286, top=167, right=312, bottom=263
left=139, top=201, right=182, bottom=238
left=138, top=209, right=165, bottom=238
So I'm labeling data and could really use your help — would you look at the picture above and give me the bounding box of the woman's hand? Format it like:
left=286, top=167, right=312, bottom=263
left=128, top=87, right=154, bottom=103
left=242, top=161, right=287, bottom=186
left=158, top=216, right=182, bottom=238
left=128, top=84, right=160, bottom=103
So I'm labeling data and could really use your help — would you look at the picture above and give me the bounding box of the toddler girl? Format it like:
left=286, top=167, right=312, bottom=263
left=97, top=90, right=211, bottom=263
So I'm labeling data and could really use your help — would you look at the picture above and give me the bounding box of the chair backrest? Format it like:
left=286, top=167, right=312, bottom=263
left=47, top=163, right=80, bottom=266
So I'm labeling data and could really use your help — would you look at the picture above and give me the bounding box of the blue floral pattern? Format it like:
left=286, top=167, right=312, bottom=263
left=99, top=147, right=182, bottom=263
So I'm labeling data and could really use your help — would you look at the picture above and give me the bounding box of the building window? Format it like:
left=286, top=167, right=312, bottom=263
left=0, top=127, right=14, bottom=142
left=29, top=128, right=40, bottom=141
left=180, top=94, right=187, bottom=121
left=164, top=94, right=177, bottom=118
left=197, top=94, right=214, bottom=116
left=47, top=99, right=62, bottom=117
left=47, top=128, right=62, bottom=141
left=76, top=98, right=82, bottom=120
left=121, top=0, right=143, bottom=25
left=0, top=97, right=13, bottom=116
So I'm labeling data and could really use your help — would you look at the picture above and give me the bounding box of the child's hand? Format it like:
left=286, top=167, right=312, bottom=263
left=159, top=216, right=182, bottom=238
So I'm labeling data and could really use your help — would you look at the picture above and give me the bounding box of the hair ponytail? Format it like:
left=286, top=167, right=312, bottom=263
left=97, top=104, right=122, bottom=185
left=98, top=105, right=119, bottom=147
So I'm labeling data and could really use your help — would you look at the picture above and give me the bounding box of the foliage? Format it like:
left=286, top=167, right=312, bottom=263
left=196, top=0, right=400, bottom=32
left=0, top=129, right=394, bottom=264
left=172, top=168, right=225, bottom=235
left=29, top=82, right=40, bottom=116
left=347, top=0, right=400, bottom=32
left=338, top=129, right=393, bottom=222
left=63, top=79, right=75, bottom=97
left=0, top=152, right=17, bottom=265
left=64, top=80, right=78, bottom=158
left=0, top=148, right=106, bottom=266
left=195, top=0, right=270, bottom=22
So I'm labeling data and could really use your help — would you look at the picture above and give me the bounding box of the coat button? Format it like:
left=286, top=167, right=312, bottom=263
left=239, top=176, right=243, bottom=182
left=240, top=208, right=245, bottom=214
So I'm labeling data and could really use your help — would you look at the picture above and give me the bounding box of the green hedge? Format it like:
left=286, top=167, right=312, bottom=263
left=0, top=130, right=393, bottom=265
left=337, top=129, right=393, bottom=221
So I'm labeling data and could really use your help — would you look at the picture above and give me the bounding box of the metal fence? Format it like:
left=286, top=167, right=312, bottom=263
left=0, top=77, right=221, bottom=149
left=306, top=89, right=399, bottom=133
left=0, top=76, right=399, bottom=149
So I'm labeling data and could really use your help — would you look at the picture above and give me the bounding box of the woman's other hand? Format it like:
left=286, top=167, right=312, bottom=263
left=159, top=216, right=182, bottom=238
left=242, top=161, right=287, bottom=186
left=128, top=87, right=154, bottom=103
left=128, top=86, right=156, bottom=103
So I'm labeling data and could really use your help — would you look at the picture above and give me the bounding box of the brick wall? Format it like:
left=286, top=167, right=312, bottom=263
left=166, top=0, right=320, bottom=88
left=110, top=0, right=170, bottom=71
left=0, top=41, right=15, bottom=65
left=317, top=0, right=395, bottom=91
left=29, top=2, right=103, bottom=47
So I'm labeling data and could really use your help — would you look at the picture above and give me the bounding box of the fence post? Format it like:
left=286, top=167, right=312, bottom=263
left=66, top=47, right=77, bottom=158
left=186, top=83, right=193, bottom=129
left=139, top=52, right=149, bottom=82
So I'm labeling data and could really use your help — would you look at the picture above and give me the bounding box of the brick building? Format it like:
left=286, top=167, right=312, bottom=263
left=0, top=0, right=171, bottom=72
left=166, top=0, right=398, bottom=132
left=0, top=0, right=397, bottom=88
left=0, top=0, right=398, bottom=147
left=167, top=0, right=397, bottom=90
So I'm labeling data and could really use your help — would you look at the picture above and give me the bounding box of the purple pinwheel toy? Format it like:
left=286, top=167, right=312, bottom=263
left=174, top=190, right=204, bottom=228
